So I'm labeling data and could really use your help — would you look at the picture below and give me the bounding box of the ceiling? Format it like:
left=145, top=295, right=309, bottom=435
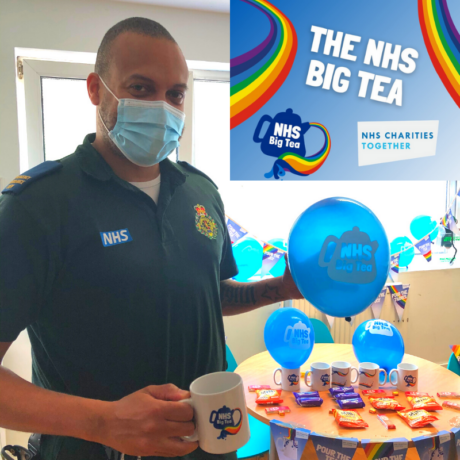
left=111, top=0, right=229, bottom=13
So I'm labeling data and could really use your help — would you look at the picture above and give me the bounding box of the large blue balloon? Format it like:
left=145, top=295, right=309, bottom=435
left=410, top=215, right=438, bottom=242
left=390, top=236, right=415, bottom=268
left=232, top=237, right=262, bottom=282
left=352, top=319, right=405, bottom=373
left=288, top=197, right=390, bottom=318
left=264, top=307, right=315, bottom=369
left=268, top=238, right=287, bottom=278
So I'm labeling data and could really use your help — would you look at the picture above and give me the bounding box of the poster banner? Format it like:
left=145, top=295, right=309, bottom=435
left=370, top=287, right=387, bottom=319
left=452, top=427, right=460, bottom=459
left=414, top=235, right=432, bottom=262
left=310, top=433, right=358, bottom=460
left=413, top=431, right=452, bottom=460
left=230, top=0, right=460, bottom=180
left=450, top=345, right=460, bottom=365
left=262, top=243, right=285, bottom=275
left=226, top=217, right=248, bottom=245
left=270, top=420, right=310, bottom=460
left=361, top=438, right=409, bottom=460
left=387, top=284, right=410, bottom=321
left=390, top=253, right=400, bottom=274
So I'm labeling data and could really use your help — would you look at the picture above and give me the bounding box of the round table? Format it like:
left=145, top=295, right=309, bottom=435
left=235, top=344, right=460, bottom=460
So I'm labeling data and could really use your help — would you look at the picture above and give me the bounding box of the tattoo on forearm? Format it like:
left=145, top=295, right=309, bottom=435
left=261, top=284, right=284, bottom=302
left=221, top=284, right=256, bottom=305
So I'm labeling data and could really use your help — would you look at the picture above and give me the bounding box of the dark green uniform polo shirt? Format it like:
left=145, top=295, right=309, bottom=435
left=0, top=133, right=238, bottom=460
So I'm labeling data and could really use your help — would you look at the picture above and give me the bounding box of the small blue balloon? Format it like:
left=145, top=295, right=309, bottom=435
left=410, top=215, right=438, bottom=242
left=352, top=319, right=405, bottom=373
left=288, top=197, right=390, bottom=318
left=232, top=237, right=262, bottom=282
left=268, top=238, right=287, bottom=277
left=390, top=236, right=414, bottom=267
left=264, top=307, right=315, bottom=369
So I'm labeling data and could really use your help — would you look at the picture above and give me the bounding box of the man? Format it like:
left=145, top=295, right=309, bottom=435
left=0, top=17, right=302, bottom=460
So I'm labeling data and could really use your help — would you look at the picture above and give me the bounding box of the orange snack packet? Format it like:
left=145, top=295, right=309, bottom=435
left=407, top=396, right=442, bottom=411
left=397, top=409, right=439, bottom=427
left=369, top=397, right=405, bottom=411
left=255, top=389, right=283, bottom=405
left=332, top=409, right=369, bottom=428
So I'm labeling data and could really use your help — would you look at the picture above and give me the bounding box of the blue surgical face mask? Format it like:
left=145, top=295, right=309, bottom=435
left=98, top=76, right=185, bottom=167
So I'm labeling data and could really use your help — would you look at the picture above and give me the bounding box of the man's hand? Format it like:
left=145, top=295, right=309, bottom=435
left=281, top=253, right=303, bottom=300
left=97, top=384, right=198, bottom=457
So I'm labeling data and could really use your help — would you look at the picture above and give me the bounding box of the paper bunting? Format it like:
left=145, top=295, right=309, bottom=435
left=262, top=243, right=285, bottom=276
left=413, top=431, right=452, bottom=460
left=450, top=345, right=460, bottom=365
left=270, top=420, right=310, bottom=460
left=325, top=315, right=335, bottom=329
left=348, top=316, right=356, bottom=326
left=226, top=217, right=248, bottom=245
left=390, top=253, right=400, bottom=273
left=452, top=427, right=460, bottom=459
left=370, top=287, right=387, bottom=319
left=361, top=438, right=409, bottom=460
left=310, top=433, right=358, bottom=460
left=414, top=235, right=432, bottom=262
left=442, top=209, right=459, bottom=235
left=388, top=284, right=410, bottom=321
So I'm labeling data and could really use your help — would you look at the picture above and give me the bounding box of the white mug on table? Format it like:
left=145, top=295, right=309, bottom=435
left=358, top=362, right=387, bottom=390
left=181, top=372, right=250, bottom=454
left=331, top=361, right=358, bottom=387
left=389, top=363, right=418, bottom=392
left=305, top=362, right=331, bottom=391
left=273, top=367, right=301, bottom=392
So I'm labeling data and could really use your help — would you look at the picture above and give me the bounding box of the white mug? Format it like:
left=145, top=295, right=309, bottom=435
left=331, top=361, right=358, bottom=387
left=305, top=362, right=331, bottom=391
left=181, top=372, right=250, bottom=454
left=274, top=367, right=301, bottom=392
left=358, top=362, right=387, bottom=390
left=389, top=363, right=418, bottom=392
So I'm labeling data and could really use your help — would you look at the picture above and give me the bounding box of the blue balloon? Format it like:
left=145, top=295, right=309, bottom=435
left=352, top=319, right=405, bottom=373
left=390, top=236, right=414, bottom=267
left=410, top=215, right=438, bottom=242
left=264, top=308, right=315, bottom=369
left=232, top=237, right=262, bottom=282
left=268, top=238, right=287, bottom=277
left=288, top=197, right=390, bottom=318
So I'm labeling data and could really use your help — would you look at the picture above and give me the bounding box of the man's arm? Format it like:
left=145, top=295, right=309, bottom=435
left=221, top=255, right=303, bottom=316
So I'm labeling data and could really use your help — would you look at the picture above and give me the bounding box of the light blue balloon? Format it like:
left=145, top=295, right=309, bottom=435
left=288, top=197, right=390, bottom=318
left=390, top=236, right=415, bottom=267
left=352, top=319, right=405, bottom=373
left=268, top=238, right=287, bottom=277
left=264, top=307, right=315, bottom=369
left=410, top=215, right=438, bottom=242
left=232, top=237, right=263, bottom=282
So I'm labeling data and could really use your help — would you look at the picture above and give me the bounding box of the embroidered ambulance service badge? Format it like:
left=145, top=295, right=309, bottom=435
left=195, top=204, right=217, bottom=240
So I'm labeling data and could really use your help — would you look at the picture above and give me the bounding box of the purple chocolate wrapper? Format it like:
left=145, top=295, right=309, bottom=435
left=337, top=398, right=365, bottom=409
left=295, top=396, right=323, bottom=407
left=293, top=391, right=320, bottom=399
left=335, top=392, right=361, bottom=401
left=329, top=386, right=354, bottom=396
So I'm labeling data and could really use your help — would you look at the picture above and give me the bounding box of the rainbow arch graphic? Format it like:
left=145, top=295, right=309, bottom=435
left=223, top=409, right=243, bottom=436
left=419, top=0, right=460, bottom=107
left=230, top=0, right=298, bottom=129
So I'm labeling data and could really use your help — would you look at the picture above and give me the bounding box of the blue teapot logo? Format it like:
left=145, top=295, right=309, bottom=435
left=288, top=374, right=299, bottom=386
left=209, top=405, right=243, bottom=440
left=404, top=375, right=417, bottom=387
left=320, top=373, right=330, bottom=386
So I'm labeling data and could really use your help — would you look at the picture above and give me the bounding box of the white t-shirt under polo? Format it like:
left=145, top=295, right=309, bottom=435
left=129, top=175, right=161, bottom=204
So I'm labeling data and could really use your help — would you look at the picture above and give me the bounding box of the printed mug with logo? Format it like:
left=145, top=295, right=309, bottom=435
left=358, top=362, right=387, bottom=390
left=389, top=363, right=418, bottom=392
left=331, top=361, right=359, bottom=387
left=274, top=367, right=301, bottom=392
left=304, top=362, right=331, bottom=391
left=181, top=372, right=250, bottom=454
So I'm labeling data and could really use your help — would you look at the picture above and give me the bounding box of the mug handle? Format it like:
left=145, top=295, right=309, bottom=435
left=304, top=371, right=312, bottom=387
left=379, top=369, right=388, bottom=385
left=180, top=398, right=199, bottom=442
left=350, top=367, right=359, bottom=384
left=273, top=368, right=282, bottom=386
left=389, top=369, right=398, bottom=386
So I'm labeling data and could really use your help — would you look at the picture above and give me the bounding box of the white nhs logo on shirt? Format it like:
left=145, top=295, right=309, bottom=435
left=100, top=229, right=133, bottom=247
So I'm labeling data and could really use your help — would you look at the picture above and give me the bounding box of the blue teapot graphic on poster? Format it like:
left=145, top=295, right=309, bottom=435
left=404, top=375, right=417, bottom=387
left=209, top=405, right=243, bottom=440
left=288, top=373, right=300, bottom=386
left=321, top=373, right=330, bottom=386
left=318, top=227, right=379, bottom=284
left=284, top=320, right=311, bottom=350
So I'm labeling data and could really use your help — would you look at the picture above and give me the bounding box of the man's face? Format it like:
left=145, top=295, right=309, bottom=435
left=99, top=32, right=188, bottom=147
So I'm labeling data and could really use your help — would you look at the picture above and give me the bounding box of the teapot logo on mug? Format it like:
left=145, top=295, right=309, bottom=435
left=209, top=405, right=243, bottom=440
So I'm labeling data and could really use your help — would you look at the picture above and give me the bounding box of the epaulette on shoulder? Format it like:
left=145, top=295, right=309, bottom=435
left=2, top=160, right=63, bottom=195
left=177, top=161, right=218, bottom=189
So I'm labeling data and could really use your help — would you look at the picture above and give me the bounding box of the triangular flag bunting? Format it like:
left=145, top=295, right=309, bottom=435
left=413, top=431, right=451, bottom=460
left=325, top=315, right=335, bottom=329
left=390, top=253, right=400, bottom=273
left=414, top=235, right=432, bottom=262
left=348, top=316, right=356, bottom=326
left=226, top=218, right=248, bottom=245
left=442, top=209, right=460, bottom=235
left=361, top=438, right=409, bottom=460
left=450, top=345, right=460, bottom=365
left=270, top=420, right=310, bottom=460
left=262, top=243, right=284, bottom=276
left=310, top=433, right=358, bottom=460
left=452, top=427, right=460, bottom=459
left=370, top=287, right=387, bottom=319
left=388, top=284, right=410, bottom=321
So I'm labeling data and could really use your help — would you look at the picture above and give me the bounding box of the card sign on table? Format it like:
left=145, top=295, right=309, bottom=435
left=361, top=438, right=409, bottom=460
left=387, top=284, right=410, bottom=321
left=370, top=288, right=387, bottom=319
left=270, top=420, right=310, bottom=460
left=310, top=432, right=358, bottom=460
left=413, top=431, right=452, bottom=460
left=226, top=217, right=248, bottom=245
left=451, top=427, right=460, bottom=459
